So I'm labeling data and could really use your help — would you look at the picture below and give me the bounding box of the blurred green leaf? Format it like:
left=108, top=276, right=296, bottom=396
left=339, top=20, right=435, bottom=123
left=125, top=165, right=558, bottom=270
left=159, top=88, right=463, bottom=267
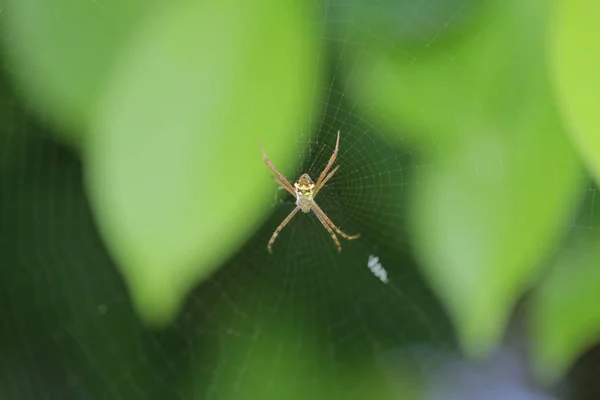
left=186, top=298, right=404, bottom=400
left=2, top=0, right=162, bottom=146
left=339, top=1, right=547, bottom=153
left=331, top=0, right=472, bottom=48
left=529, top=191, right=600, bottom=384
left=530, top=231, right=600, bottom=384
left=87, top=0, right=322, bottom=327
left=0, top=147, right=170, bottom=399
left=337, top=0, right=583, bottom=356
left=409, top=104, right=580, bottom=356
left=191, top=317, right=328, bottom=400
left=402, top=0, right=583, bottom=356
left=409, top=117, right=581, bottom=357
left=0, top=75, right=35, bottom=170
left=550, top=0, right=600, bottom=184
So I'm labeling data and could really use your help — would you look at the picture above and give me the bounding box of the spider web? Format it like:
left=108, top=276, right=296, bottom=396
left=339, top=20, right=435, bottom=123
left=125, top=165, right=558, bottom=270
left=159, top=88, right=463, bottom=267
left=0, top=1, right=597, bottom=399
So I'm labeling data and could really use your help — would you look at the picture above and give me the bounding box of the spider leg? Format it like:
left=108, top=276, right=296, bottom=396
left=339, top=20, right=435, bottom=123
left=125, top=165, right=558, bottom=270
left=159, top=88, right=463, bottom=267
left=261, top=142, right=295, bottom=194
left=314, top=165, right=340, bottom=196
left=274, top=177, right=296, bottom=197
left=312, top=202, right=360, bottom=240
left=313, top=207, right=342, bottom=252
left=314, top=130, right=340, bottom=190
left=267, top=206, right=300, bottom=254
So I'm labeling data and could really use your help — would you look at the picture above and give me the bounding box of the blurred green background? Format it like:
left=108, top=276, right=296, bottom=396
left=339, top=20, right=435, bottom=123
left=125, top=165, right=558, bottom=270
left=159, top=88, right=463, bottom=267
left=1, top=0, right=600, bottom=399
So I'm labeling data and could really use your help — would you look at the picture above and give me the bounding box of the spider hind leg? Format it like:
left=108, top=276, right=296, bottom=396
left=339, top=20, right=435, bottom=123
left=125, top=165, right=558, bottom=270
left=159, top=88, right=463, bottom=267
left=267, top=206, right=300, bottom=254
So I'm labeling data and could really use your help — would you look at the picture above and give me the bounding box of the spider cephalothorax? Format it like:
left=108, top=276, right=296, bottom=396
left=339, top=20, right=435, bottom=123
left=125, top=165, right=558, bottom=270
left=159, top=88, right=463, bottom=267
left=261, top=130, right=360, bottom=253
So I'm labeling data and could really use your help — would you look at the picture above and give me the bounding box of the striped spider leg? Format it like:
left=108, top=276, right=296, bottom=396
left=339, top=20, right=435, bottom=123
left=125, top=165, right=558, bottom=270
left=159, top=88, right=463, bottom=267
left=261, top=130, right=360, bottom=253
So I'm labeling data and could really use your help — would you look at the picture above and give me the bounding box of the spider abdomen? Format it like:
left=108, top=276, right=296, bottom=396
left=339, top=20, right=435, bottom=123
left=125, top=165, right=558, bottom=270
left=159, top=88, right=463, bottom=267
left=296, top=194, right=313, bottom=213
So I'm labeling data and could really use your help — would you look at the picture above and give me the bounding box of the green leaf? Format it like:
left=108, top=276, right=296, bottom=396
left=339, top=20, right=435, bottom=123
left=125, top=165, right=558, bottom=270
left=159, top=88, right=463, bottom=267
left=0, top=76, right=35, bottom=170
left=338, top=0, right=582, bottom=357
left=185, top=298, right=404, bottom=400
left=0, top=153, right=167, bottom=399
left=530, top=227, right=600, bottom=383
left=339, top=1, right=551, bottom=153
left=403, top=0, right=583, bottom=355
left=409, top=124, right=581, bottom=357
left=87, top=0, right=322, bottom=327
left=2, top=0, right=162, bottom=146
left=550, top=0, right=600, bottom=184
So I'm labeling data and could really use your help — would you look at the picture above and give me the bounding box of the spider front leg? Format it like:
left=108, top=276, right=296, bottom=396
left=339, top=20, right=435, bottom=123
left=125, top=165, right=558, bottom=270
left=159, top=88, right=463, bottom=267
left=261, top=142, right=295, bottom=194
left=314, top=130, right=340, bottom=191
left=314, top=165, right=339, bottom=196
left=274, top=177, right=295, bottom=197
left=267, top=207, right=300, bottom=254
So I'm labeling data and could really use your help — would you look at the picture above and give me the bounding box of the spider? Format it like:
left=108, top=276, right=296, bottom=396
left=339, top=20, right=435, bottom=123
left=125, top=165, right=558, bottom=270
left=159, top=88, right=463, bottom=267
left=261, top=130, right=360, bottom=253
